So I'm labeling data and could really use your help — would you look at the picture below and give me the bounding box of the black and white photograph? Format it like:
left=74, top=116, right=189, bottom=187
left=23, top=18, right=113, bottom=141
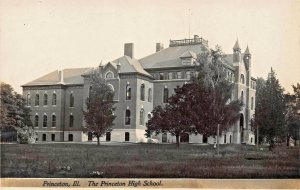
left=0, top=0, right=299, bottom=189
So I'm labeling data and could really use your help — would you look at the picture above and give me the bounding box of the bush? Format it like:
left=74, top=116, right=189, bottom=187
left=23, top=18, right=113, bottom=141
left=17, top=126, right=36, bottom=144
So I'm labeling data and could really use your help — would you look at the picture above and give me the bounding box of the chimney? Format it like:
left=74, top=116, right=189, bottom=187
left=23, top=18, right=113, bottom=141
left=156, top=43, right=164, bottom=52
left=124, top=43, right=134, bottom=58
left=58, top=70, right=64, bottom=84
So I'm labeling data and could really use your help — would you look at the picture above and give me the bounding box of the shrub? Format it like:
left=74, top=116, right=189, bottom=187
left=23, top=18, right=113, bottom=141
left=17, top=126, right=36, bottom=144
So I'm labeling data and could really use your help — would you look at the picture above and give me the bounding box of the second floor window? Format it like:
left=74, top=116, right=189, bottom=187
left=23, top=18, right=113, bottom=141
left=140, top=84, right=145, bottom=101
left=125, top=109, right=131, bottom=125
left=44, top=94, right=48, bottom=106
left=251, top=97, right=254, bottom=110
left=52, top=93, right=56, bottom=105
left=241, top=74, right=245, bottom=84
left=69, top=115, right=74, bottom=127
left=43, top=115, right=47, bottom=127
left=70, top=93, right=74, bottom=107
left=241, top=91, right=244, bottom=104
left=177, top=72, right=182, bottom=79
left=35, top=94, right=39, bottom=106
left=126, top=84, right=131, bottom=100
left=34, top=115, right=39, bottom=127
left=140, top=109, right=145, bottom=125
left=163, top=87, right=169, bottom=103
left=52, top=115, right=56, bottom=127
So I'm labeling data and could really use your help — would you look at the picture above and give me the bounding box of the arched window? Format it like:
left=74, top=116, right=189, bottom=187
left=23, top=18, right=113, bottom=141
left=148, top=88, right=152, bottom=102
left=52, top=115, right=56, bottom=127
left=35, top=94, right=39, bottom=106
left=125, top=109, right=131, bottom=125
left=241, top=91, right=244, bottom=104
left=44, top=94, right=48, bottom=105
left=105, top=71, right=114, bottom=79
left=43, top=115, right=47, bottom=127
left=140, top=109, right=145, bottom=125
left=70, top=93, right=74, bottom=107
left=26, top=94, right=31, bottom=106
left=69, top=115, right=74, bottom=127
left=251, top=97, right=254, bottom=110
left=126, top=84, right=131, bottom=100
left=34, top=115, right=39, bottom=127
left=240, top=74, right=245, bottom=84
left=52, top=93, right=56, bottom=105
left=140, top=84, right=145, bottom=101
left=163, top=87, right=169, bottom=103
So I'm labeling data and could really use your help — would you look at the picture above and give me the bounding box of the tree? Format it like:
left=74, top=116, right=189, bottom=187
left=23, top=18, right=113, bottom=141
left=1, top=82, right=33, bottom=143
left=253, top=69, right=286, bottom=150
left=285, top=83, right=300, bottom=146
left=146, top=46, right=242, bottom=148
left=83, top=72, right=116, bottom=146
left=0, top=82, right=32, bottom=130
left=193, top=46, right=242, bottom=137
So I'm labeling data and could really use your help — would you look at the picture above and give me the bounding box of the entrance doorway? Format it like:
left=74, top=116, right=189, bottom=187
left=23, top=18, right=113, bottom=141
left=240, top=113, right=244, bottom=143
left=180, top=133, right=189, bottom=143
left=162, top=133, right=167, bottom=143
left=88, top=132, right=93, bottom=141
left=203, top=134, right=208, bottom=143
left=106, top=132, right=111, bottom=141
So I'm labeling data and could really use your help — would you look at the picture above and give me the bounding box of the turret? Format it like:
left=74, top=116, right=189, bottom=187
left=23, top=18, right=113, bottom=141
left=233, top=39, right=241, bottom=63
left=243, top=45, right=251, bottom=70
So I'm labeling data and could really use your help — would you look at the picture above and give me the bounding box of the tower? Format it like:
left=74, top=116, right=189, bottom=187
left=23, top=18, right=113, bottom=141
left=233, top=40, right=241, bottom=63
left=243, top=45, right=251, bottom=70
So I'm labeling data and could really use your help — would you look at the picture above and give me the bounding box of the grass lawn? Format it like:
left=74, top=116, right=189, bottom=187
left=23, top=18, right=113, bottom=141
left=1, top=143, right=299, bottom=178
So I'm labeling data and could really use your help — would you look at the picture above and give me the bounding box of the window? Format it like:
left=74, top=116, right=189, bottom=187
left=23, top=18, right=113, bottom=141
left=51, top=134, right=55, bottom=141
left=148, top=88, right=152, bottom=102
left=125, top=109, right=131, bottom=125
left=107, top=84, right=114, bottom=92
left=163, top=87, right=169, bottom=103
left=105, top=71, right=114, bottom=79
left=159, top=73, right=164, bottom=80
left=140, top=109, right=145, bottom=125
left=241, top=91, right=244, bottom=104
left=35, top=115, right=39, bottom=127
left=182, top=71, right=186, bottom=79
left=251, top=97, right=254, bottom=110
left=177, top=72, right=182, bottom=79
left=68, top=134, right=73, bottom=141
left=125, top=132, right=130, bottom=141
left=35, top=94, right=39, bottom=106
left=164, top=72, right=168, bottom=80
left=168, top=73, right=173, bottom=79
left=43, top=115, right=47, bottom=127
left=224, top=135, right=227, bottom=144
left=44, top=94, right=48, bottom=105
left=140, top=84, right=145, bottom=101
left=52, top=115, right=56, bottom=127
left=69, top=115, right=74, bottom=127
left=52, top=93, right=56, bottom=105
left=26, top=94, right=31, bottom=106
left=148, top=113, right=151, bottom=121
left=172, top=72, right=176, bottom=79
left=42, top=134, right=46, bottom=141
left=126, top=84, right=131, bottom=100
left=240, top=74, right=245, bottom=84
left=70, top=93, right=74, bottom=107
left=186, top=71, right=191, bottom=79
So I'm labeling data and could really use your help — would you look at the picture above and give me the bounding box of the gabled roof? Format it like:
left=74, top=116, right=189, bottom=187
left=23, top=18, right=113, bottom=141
left=180, top=50, right=197, bottom=59
left=22, top=68, right=91, bottom=86
left=139, top=44, right=209, bottom=69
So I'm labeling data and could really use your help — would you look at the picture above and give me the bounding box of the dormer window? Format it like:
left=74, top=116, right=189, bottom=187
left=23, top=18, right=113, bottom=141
left=180, top=50, right=197, bottom=66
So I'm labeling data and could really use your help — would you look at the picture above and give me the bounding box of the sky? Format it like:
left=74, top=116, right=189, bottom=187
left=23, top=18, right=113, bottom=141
left=0, top=0, right=299, bottom=93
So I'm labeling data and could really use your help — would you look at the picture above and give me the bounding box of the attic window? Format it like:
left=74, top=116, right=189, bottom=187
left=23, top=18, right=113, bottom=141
left=106, top=71, right=114, bottom=79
